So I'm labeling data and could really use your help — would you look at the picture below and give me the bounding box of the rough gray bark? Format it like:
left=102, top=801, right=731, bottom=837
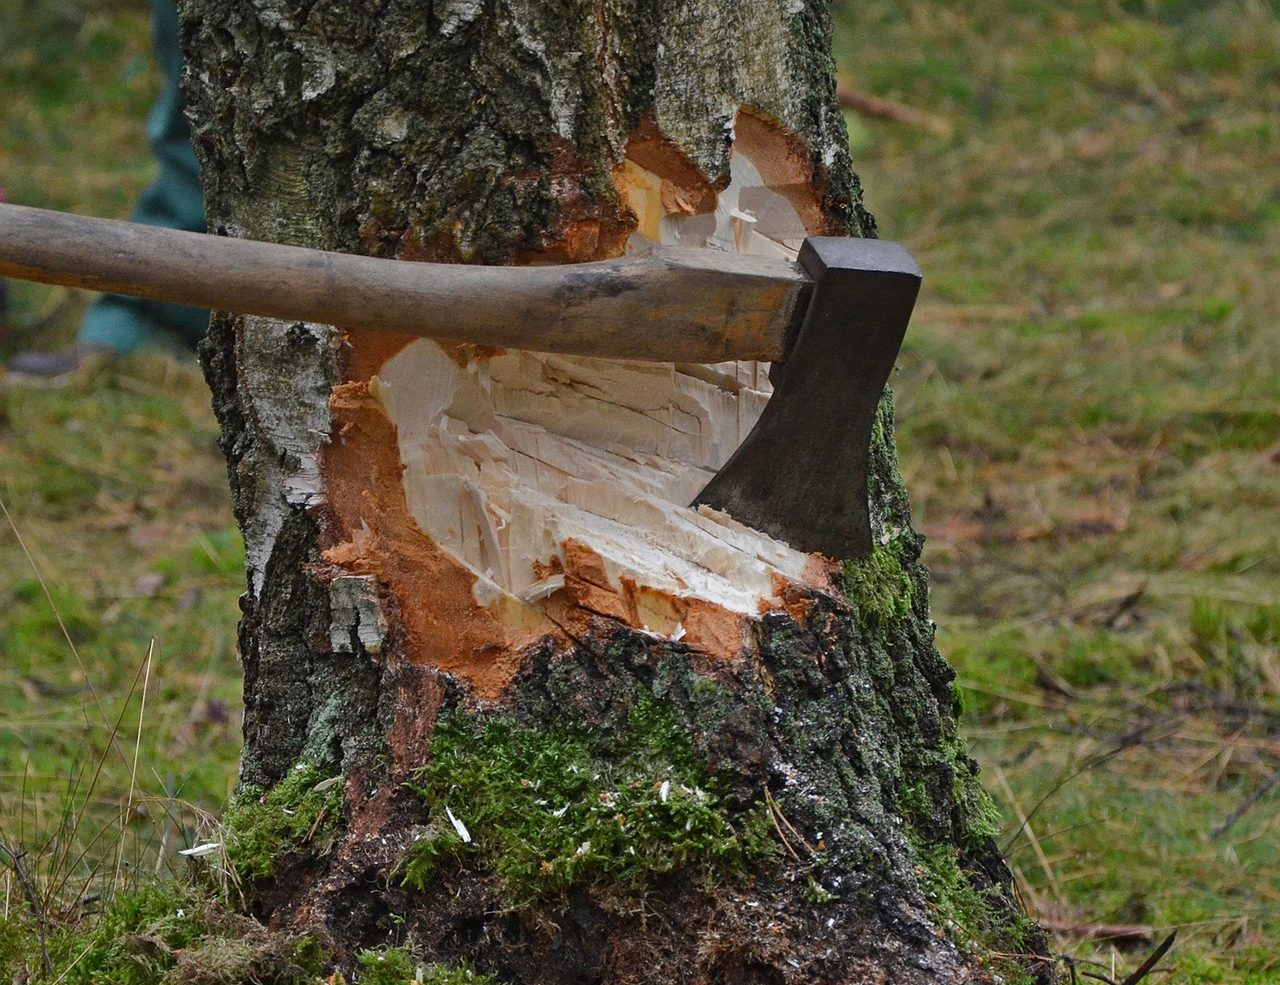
left=179, top=1, right=1050, bottom=982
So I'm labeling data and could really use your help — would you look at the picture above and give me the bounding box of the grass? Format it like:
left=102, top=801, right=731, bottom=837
left=835, top=0, right=1280, bottom=979
left=354, top=948, right=499, bottom=985
left=1, top=0, right=242, bottom=914
left=0, top=0, right=1277, bottom=981
left=0, top=357, right=243, bottom=909
left=0, top=877, right=327, bottom=984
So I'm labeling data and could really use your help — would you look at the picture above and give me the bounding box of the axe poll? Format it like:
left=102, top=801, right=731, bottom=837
left=0, top=201, right=921, bottom=559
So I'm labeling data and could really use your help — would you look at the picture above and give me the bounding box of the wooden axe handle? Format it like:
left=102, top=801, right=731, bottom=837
left=0, top=202, right=808, bottom=364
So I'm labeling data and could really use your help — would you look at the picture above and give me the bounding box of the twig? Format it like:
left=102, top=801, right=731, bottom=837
left=1120, top=930, right=1176, bottom=985
left=155, top=772, right=177, bottom=874
left=1039, top=917, right=1153, bottom=945
left=47, top=649, right=154, bottom=907
left=1101, top=583, right=1147, bottom=629
left=0, top=841, right=51, bottom=975
left=1061, top=954, right=1123, bottom=985
left=1003, top=727, right=1152, bottom=852
left=836, top=86, right=953, bottom=137
left=1163, top=683, right=1280, bottom=726
left=1211, top=764, right=1280, bottom=838
left=764, top=787, right=815, bottom=856
left=762, top=787, right=801, bottom=862
left=0, top=490, right=126, bottom=763
left=992, top=763, right=1064, bottom=906
left=304, top=807, right=330, bottom=845
left=116, top=639, right=155, bottom=889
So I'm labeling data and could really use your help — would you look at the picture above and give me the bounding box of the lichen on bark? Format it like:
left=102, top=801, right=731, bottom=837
left=180, top=0, right=1050, bottom=980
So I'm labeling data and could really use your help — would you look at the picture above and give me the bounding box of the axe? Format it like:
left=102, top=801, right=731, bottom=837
left=0, top=202, right=921, bottom=559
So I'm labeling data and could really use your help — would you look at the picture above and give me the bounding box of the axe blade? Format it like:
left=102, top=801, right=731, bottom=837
left=693, top=236, right=922, bottom=560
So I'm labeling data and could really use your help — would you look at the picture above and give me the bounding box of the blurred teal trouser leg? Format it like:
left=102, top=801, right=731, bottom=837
left=78, top=0, right=206, bottom=355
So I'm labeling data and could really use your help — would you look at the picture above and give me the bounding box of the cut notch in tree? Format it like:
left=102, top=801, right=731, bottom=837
left=319, top=128, right=854, bottom=698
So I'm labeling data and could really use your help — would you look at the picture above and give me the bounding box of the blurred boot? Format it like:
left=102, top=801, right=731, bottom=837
left=78, top=0, right=207, bottom=355
left=6, top=343, right=115, bottom=381
left=6, top=0, right=206, bottom=378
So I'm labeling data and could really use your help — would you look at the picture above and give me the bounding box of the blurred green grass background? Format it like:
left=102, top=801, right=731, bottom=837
left=1, top=0, right=1277, bottom=980
left=836, top=1, right=1280, bottom=979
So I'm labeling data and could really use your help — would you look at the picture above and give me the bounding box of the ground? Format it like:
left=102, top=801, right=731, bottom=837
left=0, top=0, right=1277, bottom=981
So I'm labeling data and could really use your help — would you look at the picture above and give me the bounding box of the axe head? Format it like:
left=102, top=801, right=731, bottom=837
left=693, top=237, right=922, bottom=560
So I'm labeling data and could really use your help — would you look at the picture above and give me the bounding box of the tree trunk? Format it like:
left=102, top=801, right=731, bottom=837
left=179, top=1, right=1050, bottom=981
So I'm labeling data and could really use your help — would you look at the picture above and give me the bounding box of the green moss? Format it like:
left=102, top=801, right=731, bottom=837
left=805, top=876, right=838, bottom=905
left=403, top=696, right=776, bottom=903
left=355, top=948, right=499, bottom=985
left=909, top=841, right=1042, bottom=985
left=896, top=781, right=934, bottom=828
left=937, top=737, right=1003, bottom=851
left=896, top=737, right=1000, bottom=848
left=912, top=840, right=986, bottom=931
left=892, top=734, right=1039, bottom=981
left=841, top=537, right=915, bottom=627
left=355, top=947, right=415, bottom=984
left=221, top=761, right=344, bottom=882
left=63, top=882, right=206, bottom=984
left=952, top=769, right=1002, bottom=853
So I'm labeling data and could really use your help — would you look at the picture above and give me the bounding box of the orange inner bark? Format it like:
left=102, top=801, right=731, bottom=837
left=317, top=112, right=838, bottom=700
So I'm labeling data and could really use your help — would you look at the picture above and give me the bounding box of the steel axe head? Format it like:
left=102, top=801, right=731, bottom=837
left=694, top=237, right=922, bottom=560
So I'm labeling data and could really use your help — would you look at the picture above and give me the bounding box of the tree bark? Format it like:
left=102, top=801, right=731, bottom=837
left=179, top=1, right=1050, bottom=981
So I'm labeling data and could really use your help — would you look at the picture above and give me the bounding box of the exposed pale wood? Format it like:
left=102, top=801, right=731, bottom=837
left=373, top=337, right=810, bottom=628
left=0, top=202, right=807, bottom=363
left=364, top=139, right=815, bottom=650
